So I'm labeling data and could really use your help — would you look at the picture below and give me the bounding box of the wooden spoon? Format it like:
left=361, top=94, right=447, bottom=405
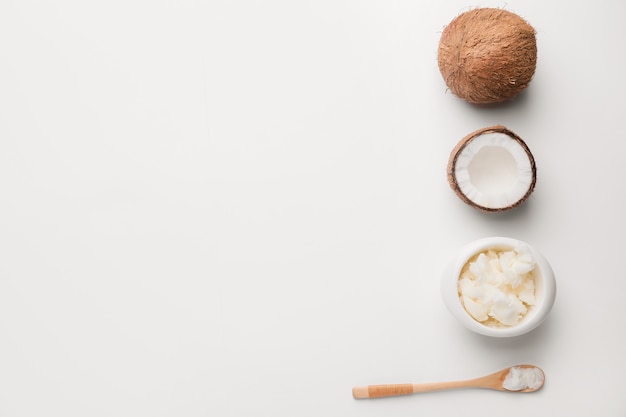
left=352, top=365, right=544, bottom=399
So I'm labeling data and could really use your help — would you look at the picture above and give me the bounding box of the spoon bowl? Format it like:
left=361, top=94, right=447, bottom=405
left=352, top=365, right=544, bottom=399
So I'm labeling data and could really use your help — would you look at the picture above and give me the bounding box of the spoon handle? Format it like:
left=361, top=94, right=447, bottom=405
left=353, top=380, right=475, bottom=399
left=353, top=384, right=413, bottom=399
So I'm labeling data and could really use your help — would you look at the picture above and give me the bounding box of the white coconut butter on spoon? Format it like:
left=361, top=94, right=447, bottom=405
left=502, top=365, right=545, bottom=391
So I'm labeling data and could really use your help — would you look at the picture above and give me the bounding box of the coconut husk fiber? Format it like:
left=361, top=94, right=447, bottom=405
left=438, top=8, right=537, bottom=104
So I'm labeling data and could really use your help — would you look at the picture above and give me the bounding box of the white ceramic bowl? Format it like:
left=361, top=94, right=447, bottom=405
left=441, top=237, right=556, bottom=337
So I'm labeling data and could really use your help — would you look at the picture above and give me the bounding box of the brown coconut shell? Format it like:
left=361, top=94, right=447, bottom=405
left=447, top=125, right=537, bottom=212
left=438, top=8, right=537, bottom=104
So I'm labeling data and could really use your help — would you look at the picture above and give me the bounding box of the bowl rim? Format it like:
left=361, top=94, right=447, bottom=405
left=441, top=236, right=556, bottom=338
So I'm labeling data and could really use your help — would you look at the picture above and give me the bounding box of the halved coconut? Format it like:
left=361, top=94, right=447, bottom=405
left=447, top=126, right=536, bottom=212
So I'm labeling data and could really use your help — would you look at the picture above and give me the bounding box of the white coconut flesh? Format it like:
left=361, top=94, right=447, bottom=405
left=453, top=132, right=534, bottom=210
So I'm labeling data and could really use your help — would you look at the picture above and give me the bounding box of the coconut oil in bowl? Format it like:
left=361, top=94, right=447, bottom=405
left=441, top=237, right=556, bottom=337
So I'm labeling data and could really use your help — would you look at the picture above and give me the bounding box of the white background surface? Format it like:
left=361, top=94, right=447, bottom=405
left=1, top=0, right=625, bottom=415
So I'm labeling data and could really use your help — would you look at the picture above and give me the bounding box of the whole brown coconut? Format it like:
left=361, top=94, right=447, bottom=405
left=438, top=8, right=537, bottom=104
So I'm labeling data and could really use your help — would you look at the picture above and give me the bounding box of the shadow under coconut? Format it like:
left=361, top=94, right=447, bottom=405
left=464, top=86, right=533, bottom=116
left=458, top=195, right=538, bottom=234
